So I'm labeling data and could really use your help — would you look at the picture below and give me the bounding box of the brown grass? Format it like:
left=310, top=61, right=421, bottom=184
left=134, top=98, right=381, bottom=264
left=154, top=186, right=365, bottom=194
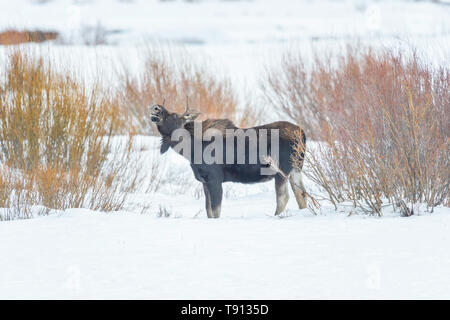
left=119, top=46, right=260, bottom=133
left=0, top=29, right=58, bottom=45
left=0, top=48, right=149, bottom=220
left=264, top=45, right=449, bottom=215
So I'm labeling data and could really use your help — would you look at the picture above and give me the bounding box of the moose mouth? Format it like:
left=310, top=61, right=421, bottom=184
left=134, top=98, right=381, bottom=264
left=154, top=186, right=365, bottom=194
left=150, top=115, right=161, bottom=123
left=149, top=104, right=163, bottom=123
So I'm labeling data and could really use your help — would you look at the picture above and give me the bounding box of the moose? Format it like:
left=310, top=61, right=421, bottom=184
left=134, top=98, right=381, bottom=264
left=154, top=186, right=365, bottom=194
left=149, top=103, right=307, bottom=218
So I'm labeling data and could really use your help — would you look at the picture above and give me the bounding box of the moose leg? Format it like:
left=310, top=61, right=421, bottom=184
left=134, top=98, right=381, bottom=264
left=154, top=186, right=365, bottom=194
left=289, top=168, right=307, bottom=209
left=274, top=176, right=289, bottom=215
left=203, top=183, right=213, bottom=218
left=206, top=181, right=223, bottom=218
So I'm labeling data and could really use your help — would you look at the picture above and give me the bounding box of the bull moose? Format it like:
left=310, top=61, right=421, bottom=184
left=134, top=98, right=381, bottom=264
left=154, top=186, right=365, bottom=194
left=149, top=103, right=307, bottom=218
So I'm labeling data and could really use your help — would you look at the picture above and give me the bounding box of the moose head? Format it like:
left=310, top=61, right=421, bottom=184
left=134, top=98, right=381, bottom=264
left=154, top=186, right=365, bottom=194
left=149, top=102, right=200, bottom=153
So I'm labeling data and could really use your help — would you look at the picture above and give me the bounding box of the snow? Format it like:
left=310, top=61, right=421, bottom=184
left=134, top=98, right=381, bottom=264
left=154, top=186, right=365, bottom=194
left=1, top=207, right=450, bottom=299
left=1, top=136, right=450, bottom=299
left=2, top=0, right=449, bottom=45
left=0, top=0, right=449, bottom=88
left=0, top=0, right=449, bottom=299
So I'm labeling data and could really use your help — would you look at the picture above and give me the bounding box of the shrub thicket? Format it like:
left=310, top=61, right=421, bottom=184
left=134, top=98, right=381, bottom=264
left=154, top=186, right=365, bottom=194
left=263, top=46, right=449, bottom=215
left=0, top=49, right=146, bottom=220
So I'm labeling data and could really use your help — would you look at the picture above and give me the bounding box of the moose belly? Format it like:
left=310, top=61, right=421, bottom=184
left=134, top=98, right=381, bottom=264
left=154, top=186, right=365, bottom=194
left=223, top=164, right=275, bottom=184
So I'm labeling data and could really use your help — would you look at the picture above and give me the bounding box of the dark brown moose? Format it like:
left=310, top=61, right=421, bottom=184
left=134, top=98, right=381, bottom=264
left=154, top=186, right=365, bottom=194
left=150, top=103, right=307, bottom=218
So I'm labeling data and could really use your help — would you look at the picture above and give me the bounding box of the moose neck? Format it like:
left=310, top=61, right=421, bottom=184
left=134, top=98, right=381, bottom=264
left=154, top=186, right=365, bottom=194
left=157, top=125, right=180, bottom=154
left=157, top=121, right=199, bottom=158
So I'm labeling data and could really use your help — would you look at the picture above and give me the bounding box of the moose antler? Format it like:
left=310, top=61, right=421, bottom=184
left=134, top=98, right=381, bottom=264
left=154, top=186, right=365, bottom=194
left=184, top=95, right=189, bottom=114
left=181, top=95, right=201, bottom=120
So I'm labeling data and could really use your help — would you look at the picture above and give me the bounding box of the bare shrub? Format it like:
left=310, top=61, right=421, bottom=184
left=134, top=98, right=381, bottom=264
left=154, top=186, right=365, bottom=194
left=157, top=205, right=172, bottom=218
left=80, top=22, right=108, bottom=46
left=56, top=22, right=108, bottom=46
left=0, top=48, right=148, bottom=219
left=119, top=46, right=260, bottom=134
left=265, top=45, right=449, bottom=215
left=143, top=141, right=166, bottom=193
left=0, top=166, right=36, bottom=220
left=0, top=29, right=58, bottom=45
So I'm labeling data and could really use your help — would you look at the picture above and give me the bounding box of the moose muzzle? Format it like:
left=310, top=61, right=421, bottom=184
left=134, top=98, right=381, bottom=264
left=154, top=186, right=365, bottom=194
left=149, top=104, right=162, bottom=123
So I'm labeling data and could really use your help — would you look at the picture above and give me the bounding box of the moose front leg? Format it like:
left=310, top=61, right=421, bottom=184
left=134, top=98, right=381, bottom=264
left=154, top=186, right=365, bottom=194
left=206, top=181, right=222, bottom=218
left=203, top=183, right=213, bottom=218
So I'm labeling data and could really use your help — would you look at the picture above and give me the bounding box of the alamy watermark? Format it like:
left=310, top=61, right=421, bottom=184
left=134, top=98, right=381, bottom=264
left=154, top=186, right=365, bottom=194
left=169, top=121, right=281, bottom=176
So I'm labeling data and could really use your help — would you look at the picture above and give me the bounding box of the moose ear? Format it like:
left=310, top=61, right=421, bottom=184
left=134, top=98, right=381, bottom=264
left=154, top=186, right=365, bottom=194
left=183, top=111, right=201, bottom=123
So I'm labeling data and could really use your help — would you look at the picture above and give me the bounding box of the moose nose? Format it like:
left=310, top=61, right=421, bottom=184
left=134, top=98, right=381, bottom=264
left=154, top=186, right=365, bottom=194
left=150, top=105, right=161, bottom=113
left=150, top=105, right=162, bottom=123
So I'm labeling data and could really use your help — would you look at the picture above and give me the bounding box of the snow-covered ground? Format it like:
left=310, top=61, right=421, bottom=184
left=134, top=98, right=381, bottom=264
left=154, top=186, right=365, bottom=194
left=2, top=0, right=450, bottom=45
left=1, top=0, right=449, bottom=87
left=1, top=136, right=450, bottom=299
left=0, top=0, right=449, bottom=299
left=1, top=204, right=450, bottom=299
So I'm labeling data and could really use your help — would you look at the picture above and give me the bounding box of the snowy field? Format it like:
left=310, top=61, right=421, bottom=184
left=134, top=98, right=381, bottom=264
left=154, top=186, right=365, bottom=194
left=0, top=0, right=449, bottom=299
left=2, top=205, right=450, bottom=299
left=1, top=136, right=449, bottom=299
left=1, top=0, right=449, bottom=87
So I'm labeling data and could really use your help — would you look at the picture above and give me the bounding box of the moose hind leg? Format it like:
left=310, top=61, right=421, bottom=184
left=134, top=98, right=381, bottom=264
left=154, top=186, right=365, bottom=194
left=275, top=176, right=289, bottom=215
left=289, top=169, right=307, bottom=209
left=203, top=183, right=213, bottom=218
